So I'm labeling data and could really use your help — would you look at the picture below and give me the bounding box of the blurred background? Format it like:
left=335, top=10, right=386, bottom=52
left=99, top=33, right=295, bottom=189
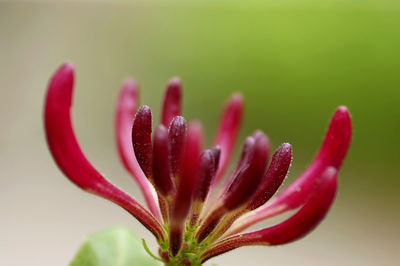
left=0, top=1, right=399, bottom=265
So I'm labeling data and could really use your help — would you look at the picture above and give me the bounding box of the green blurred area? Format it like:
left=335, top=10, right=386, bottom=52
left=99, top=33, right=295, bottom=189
left=0, top=1, right=399, bottom=265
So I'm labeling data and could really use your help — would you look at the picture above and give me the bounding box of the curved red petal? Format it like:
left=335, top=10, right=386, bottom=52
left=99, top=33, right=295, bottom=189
left=227, top=107, right=351, bottom=235
left=161, top=77, right=182, bottom=127
left=212, top=93, right=243, bottom=185
left=44, top=63, right=164, bottom=240
left=272, top=106, right=351, bottom=209
left=115, top=79, right=161, bottom=220
left=202, top=167, right=337, bottom=262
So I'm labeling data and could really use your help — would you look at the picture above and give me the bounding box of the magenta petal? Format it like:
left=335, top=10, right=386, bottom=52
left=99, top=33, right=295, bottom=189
left=115, top=79, right=161, bottom=220
left=273, top=106, right=351, bottom=209
left=212, top=93, right=243, bottom=186
left=44, top=64, right=164, bottom=240
left=202, top=167, right=338, bottom=262
left=132, top=105, right=153, bottom=179
left=152, top=125, right=175, bottom=197
left=161, top=77, right=182, bottom=127
left=227, top=107, right=352, bottom=235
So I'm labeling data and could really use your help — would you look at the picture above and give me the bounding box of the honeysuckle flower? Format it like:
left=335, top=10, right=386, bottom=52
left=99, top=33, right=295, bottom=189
left=44, top=63, right=352, bottom=266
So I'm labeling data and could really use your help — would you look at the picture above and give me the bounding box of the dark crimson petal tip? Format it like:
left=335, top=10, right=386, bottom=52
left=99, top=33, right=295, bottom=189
left=162, top=77, right=182, bottom=127
left=201, top=167, right=338, bottom=262
left=153, top=125, right=175, bottom=197
left=44, top=63, right=164, bottom=240
left=168, top=115, right=187, bottom=178
left=132, top=105, right=153, bottom=179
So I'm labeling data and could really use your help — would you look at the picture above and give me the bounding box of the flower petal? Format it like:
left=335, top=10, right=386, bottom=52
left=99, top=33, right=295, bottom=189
left=161, top=77, right=182, bottom=127
left=115, top=79, right=161, bottom=220
left=201, top=167, right=337, bottom=262
left=212, top=93, right=243, bottom=185
left=44, top=63, right=164, bottom=240
left=227, top=107, right=351, bottom=235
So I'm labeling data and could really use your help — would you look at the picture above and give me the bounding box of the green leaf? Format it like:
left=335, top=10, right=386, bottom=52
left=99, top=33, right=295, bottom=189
left=70, top=226, right=159, bottom=266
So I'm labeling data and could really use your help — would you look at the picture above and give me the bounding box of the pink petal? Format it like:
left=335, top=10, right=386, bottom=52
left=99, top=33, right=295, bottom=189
left=115, top=79, right=161, bottom=220
left=44, top=63, right=164, bottom=240
left=161, top=77, right=182, bottom=127
left=212, top=93, right=244, bottom=186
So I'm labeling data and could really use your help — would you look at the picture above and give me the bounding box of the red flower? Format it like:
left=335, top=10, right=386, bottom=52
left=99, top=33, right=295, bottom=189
left=44, top=63, right=352, bottom=265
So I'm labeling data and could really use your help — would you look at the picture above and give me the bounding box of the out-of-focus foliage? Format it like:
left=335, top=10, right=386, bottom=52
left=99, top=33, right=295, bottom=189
left=70, top=226, right=158, bottom=266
